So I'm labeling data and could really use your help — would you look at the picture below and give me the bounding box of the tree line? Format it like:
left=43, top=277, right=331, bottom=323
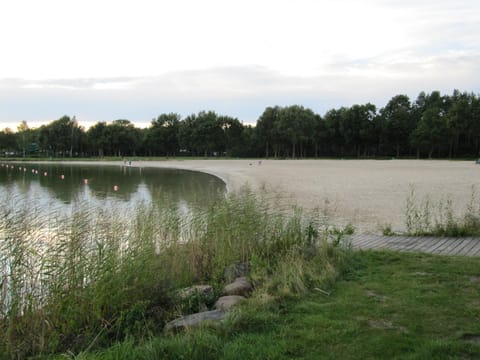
left=1, top=89, right=480, bottom=159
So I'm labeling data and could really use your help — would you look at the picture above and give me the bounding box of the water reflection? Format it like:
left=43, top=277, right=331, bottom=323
left=0, top=163, right=226, bottom=213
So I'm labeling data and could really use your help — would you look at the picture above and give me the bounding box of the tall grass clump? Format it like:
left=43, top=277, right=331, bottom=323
left=404, top=185, right=480, bottom=236
left=0, top=187, right=350, bottom=359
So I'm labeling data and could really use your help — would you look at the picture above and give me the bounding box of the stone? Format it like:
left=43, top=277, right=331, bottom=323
left=176, top=285, right=213, bottom=300
left=214, top=295, right=246, bottom=311
left=165, top=310, right=225, bottom=332
left=224, top=262, right=250, bottom=283
left=223, top=277, right=253, bottom=296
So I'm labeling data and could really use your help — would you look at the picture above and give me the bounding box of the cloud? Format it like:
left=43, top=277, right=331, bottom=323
left=1, top=47, right=479, bottom=132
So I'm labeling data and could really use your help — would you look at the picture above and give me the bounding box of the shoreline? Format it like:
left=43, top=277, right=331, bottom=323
left=15, top=159, right=480, bottom=233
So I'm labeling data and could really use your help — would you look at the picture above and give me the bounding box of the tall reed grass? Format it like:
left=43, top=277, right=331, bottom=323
left=0, top=187, right=349, bottom=359
left=404, top=185, right=480, bottom=236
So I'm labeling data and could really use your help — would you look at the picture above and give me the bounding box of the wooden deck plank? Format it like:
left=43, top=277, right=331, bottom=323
left=469, top=242, right=480, bottom=256
left=457, top=239, right=480, bottom=256
left=453, top=238, right=475, bottom=255
left=444, top=239, right=471, bottom=255
left=428, top=238, right=452, bottom=254
left=348, top=234, right=480, bottom=257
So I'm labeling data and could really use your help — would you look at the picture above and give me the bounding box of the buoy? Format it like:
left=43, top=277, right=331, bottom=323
left=32, top=169, right=35, bottom=173
left=35, top=170, right=38, bottom=174
left=23, top=168, right=27, bottom=172
left=113, top=185, right=119, bottom=191
left=44, top=172, right=48, bottom=176
left=60, top=175, right=65, bottom=180
left=84, top=179, right=89, bottom=185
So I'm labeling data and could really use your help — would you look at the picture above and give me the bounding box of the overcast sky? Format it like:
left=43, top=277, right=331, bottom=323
left=1, top=0, right=479, bottom=131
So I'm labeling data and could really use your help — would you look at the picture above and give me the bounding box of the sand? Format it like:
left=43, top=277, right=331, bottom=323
left=57, top=159, right=480, bottom=233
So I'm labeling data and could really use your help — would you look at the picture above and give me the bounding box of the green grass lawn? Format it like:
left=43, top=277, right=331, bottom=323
left=70, top=250, right=480, bottom=359
left=281, top=251, right=480, bottom=359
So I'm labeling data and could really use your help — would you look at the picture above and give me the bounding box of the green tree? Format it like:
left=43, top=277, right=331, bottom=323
left=0, top=128, right=16, bottom=155
left=256, top=106, right=281, bottom=158
left=17, top=121, right=31, bottom=157
left=146, top=113, right=181, bottom=156
left=446, top=90, right=473, bottom=157
left=275, top=105, right=316, bottom=158
left=323, top=108, right=347, bottom=156
left=218, top=115, right=244, bottom=157
left=38, top=116, right=84, bottom=157
left=107, top=120, right=141, bottom=157
left=179, top=111, right=224, bottom=157
left=342, top=104, right=376, bottom=157
left=313, top=114, right=326, bottom=158
left=87, top=122, right=109, bottom=157
left=381, top=95, right=413, bottom=157
left=410, top=106, right=448, bottom=158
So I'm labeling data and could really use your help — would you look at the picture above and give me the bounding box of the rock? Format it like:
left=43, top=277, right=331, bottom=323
left=176, top=285, right=213, bottom=300
left=223, top=277, right=253, bottom=296
left=214, top=295, right=246, bottom=311
left=165, top=310, right=225, bottom=332
left=224, top=262, right=250, bottom=283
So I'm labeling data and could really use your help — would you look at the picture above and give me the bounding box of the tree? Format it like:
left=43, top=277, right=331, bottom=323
left=313, top=114, right=326, bottom=158
left=446, top=90, right=473, bottom=157
left=256, top=106, right=281, bottom=158
left=323, top=108, right=347, bottom=156
left=218, top=115, right=244, bottom=157
left=39, top=116, right=84, bottom=157
left=87, top=122, right=109, bottom=157
left=179, top=111, right=225, bottom=157
left=17, top=121, right=31, bottom=157
left=0, top=128, right=16, bottom=155
left=275, top=105, right=316, bottom=158
left=410, top=106, right=448, bottom=158
left=146, top=113, right=181, bottom=156
left=107, top=120, right=141, bottom=157
left=341, top=103, right=376, bottom=157
left=381, top=95, right=413, bottom=157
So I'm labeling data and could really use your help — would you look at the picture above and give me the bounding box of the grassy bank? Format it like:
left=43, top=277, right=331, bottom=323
left=0, top=188, right=349, bottom=359
left=65, top=251, right=480, bottom=359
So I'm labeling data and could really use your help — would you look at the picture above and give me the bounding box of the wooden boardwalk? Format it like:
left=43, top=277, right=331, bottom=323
left=346, top=234, right=480, bottom=257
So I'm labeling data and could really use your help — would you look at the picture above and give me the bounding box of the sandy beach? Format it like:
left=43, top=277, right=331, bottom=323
left=61, top=159, right=480, bottom=234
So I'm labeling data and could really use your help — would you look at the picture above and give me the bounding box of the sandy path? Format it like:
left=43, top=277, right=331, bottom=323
left=51, top=159, right=480, bottom=233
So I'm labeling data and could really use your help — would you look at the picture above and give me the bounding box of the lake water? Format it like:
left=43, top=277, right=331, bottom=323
left=0, top=162, right=226, bottom=216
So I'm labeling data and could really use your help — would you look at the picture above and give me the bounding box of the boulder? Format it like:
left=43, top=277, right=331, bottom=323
left=224, top=262, right=250, bottom=283
left=223, top=277, right=253, bottom=296
left=214, top=295, right=246, bottom=311
left=165, top=310, right=225, bottom=332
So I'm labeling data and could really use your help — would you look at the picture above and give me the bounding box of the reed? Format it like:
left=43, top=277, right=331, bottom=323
left=0, top=187, right=349, bottom=359
left=404, top=185, right=480, bottom=236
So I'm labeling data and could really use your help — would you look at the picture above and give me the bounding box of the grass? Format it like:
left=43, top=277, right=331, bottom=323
left=55, top=250, right=480, bottom=359
left=385, top=185, right=480, bottom=237
left=0, top=187, right=350, bottom=359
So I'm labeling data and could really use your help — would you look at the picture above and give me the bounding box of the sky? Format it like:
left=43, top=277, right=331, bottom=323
left=0, top=0, right=479, bottom=131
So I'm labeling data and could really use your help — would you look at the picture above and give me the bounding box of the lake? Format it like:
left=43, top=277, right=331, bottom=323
left=0, top=162, right=226, bottom=217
